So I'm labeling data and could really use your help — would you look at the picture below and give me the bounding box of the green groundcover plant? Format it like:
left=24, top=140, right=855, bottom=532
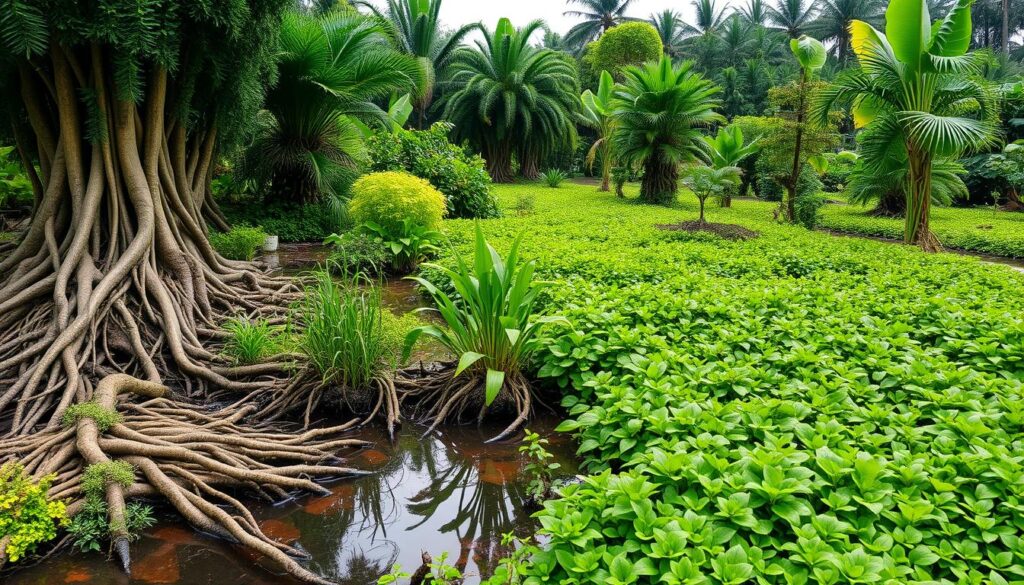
left=437, top=183, right=1024, bottom=585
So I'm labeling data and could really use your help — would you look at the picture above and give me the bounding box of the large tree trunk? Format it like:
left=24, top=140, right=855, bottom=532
left=905, top=147, right=940, bottom=252
left=520, top=150, right=540, bottom=181
left=484, top=141, right=515, bottom=183
left=639, top=152, right=679, bottom=205
left=869, top=188, right=906, bottom=217
left=0, top=45, right=357, bottom=583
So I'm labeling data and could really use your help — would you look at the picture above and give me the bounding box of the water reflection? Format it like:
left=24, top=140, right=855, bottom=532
left=4, top=416, right=576, bottom=585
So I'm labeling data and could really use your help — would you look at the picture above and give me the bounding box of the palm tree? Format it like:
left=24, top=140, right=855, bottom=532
left=685, top=0, right=729, bottom=36
left=250, top=11, right=422, bottom=203
left=767, top=0, right=818, bottom=38
left=612, top=56, right=725, bottom=204
left=719, top=14, right=755, bottom=67
left=355, top=0, right=479, bottom=129
left=580, top=71, right=618, bottom=191
left=739, top=0, right=770, bottom=25
left=564, top=0, right=639, bottom=48
left=441, top=19, right=579, bottom=182
left=809, top=0, right=884, bottom=63
left=813, top=0, right=998, bottom=250
left=650, top=10, right=687, bottom=57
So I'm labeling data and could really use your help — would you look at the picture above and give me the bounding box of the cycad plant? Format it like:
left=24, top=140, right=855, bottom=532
left=249, top=11, right=423, bottom=203
left=579, top=70, right=617, bottom=191
left=442, top=19, right=579, bottom=182
left=813, top=0, right=998, bottom=250
left=355, top=0, right=479, bottom=128
left=612, top=56, right=725, bottom=204
left=402, top=226, right=568, bottom=443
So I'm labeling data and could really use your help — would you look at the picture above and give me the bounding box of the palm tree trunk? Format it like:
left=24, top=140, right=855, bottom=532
left=906, top=147, right=940, bottom=251
left=640, top=152, right=678, bottom=204
left=698, top=195, right=707, bottom=223
left=786, top=68, right=808, bottom=223
left=484, top=141, right=515, bottom=183
left=520, top=150, right=540, bottom=180
left=1002, top=0, right=1010, bottom=55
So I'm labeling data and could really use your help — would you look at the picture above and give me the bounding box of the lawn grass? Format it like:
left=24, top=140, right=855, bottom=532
left=819, top=201, right=1024, bottom=258
left=436, top=182, right=1024, bottom=585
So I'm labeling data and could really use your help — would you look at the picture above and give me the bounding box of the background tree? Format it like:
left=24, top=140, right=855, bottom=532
left=612, top=56, right=724, bottom=204
left=355, top=0, right=479, bottom=128
left=767, top=0, right=818, bottom=38
left=591, top=22, right=664, bottom=78
left=0, top=1, right=366, bottom=581
left=248, top=11, right=422, bottom=204
left=809, top=0, right=884, bottom=63
left=740, top=0, right=771, bottom=25
left=650, top=10, right=687, bottom=58
left=782, top=35, right=827, bottom=222
left=564, top=0, right=640, bottom=49
left=442, top=19, right=579, bottom=182
left=814, top=0, right=999, bottom=250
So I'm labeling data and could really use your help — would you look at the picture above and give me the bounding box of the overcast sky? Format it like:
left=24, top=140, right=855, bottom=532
left=359, top=1, right=725, bottom=36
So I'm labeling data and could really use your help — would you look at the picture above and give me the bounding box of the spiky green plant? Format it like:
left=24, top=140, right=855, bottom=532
left=611, top=56, right=725, bottom=204
left=542, top=169, right=569, bottom=188
left=403, top=225, right=568, bottom=442
left=248, top=11, right=423, bottom=203
left=354, top=0, right=480, bottom=128
left=441, top=19, right=579, bottom=182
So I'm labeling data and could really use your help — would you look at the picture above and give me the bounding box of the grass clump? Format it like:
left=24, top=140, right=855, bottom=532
left=209, top=225, right=267, bottom=260
left=542, top=169, right=567, bottom=188
left=223, top=318, right=281, bottom=364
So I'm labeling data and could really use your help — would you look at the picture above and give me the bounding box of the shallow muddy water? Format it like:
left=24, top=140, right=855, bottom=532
left=6, top=416, right=578, bottom=585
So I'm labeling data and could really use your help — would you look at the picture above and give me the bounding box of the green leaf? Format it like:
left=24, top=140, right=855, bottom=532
left=885, top=0, right=931, bottom=68
left=484, top=369, right=505, bottom=406
left=928, top=0, right=972, bottom=56
left=790, top=35, right=826, bottom=72
left=455, top=351, right=486, bottom=376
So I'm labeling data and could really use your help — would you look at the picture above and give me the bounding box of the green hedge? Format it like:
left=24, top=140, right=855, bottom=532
left=436, top=184, right=1024, bottom=585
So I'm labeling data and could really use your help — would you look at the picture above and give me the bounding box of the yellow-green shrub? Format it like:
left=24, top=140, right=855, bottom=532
left=0, top=463, right=66, bottom=563
left=348, top=171, right=446, bottom=235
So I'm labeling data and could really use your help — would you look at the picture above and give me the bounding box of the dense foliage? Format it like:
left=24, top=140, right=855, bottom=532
left=591, top=22, right=664, bottom=76
left=438, top=184, right=1024, bottom=585
left=0, top=463, right=66, bottom=563
left=366, top=122, right=499, bottom=219
left=348, top=171, right=446, bottom=234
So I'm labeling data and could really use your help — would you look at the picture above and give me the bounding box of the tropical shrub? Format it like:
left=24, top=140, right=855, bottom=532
left=612, top=57, right=724, bottom=204
left=324, top=230, right=392, bottom=274
left=366, top=123, right=499, bottom=219
left=0, top=463, right=66, bottom=563
left=404, top=226, right=569, bottom=441
left=592, top=22, right=663, bottom=78
left=703, top=126, right=760, bottom=206
left=209, top=225, right=267, bottom=261
left=543, top=169, right=568, bottom=188
left=819, top=151, right=858, bottom=192
left=220, top=200, right=343, bottom=243
left=579, top=71, right=618, bottom=192
left=0, top=146, right=33, bottom=209
left=794, top=189, right=826, bottom=228
left=348, top=172, right=446, bottom=235
left=349, top=219, right=442, bottom=273
left=681, top=165, right=742, bottom=223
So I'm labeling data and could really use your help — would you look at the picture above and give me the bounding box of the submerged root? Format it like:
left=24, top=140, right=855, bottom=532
left=1, top=374, right=369, bottom=584
left=396, top=364, right=533, bottom=443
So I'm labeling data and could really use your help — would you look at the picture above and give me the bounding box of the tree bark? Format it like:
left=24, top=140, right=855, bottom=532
left=639, top=150, right=679, bottom=205
left=905, top=146, right=941, bottom=251
left=786, top=68, right=808, bottom=223
left=484, top=141, right=515, bottom=183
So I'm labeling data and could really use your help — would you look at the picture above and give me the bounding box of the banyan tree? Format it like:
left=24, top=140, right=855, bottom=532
left=0, top=1, right=362, bottom=582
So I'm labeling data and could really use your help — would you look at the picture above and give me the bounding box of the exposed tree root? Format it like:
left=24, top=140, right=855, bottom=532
left=395, top=363, right=533, bottom=444
left=1, top=374, right=370, bottom=583
left=246, top=367, right=402, bottom=440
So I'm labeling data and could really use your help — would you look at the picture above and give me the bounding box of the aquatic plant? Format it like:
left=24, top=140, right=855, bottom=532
left=223, top=318, right=281, bottom=364
left=401, top=225, right=569, bottom=442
